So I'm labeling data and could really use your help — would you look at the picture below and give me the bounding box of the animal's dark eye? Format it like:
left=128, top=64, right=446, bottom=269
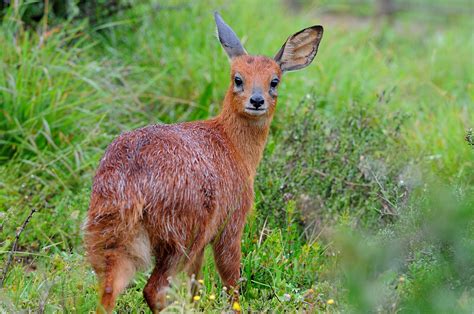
left=270, top=78, right=279, bottom=88
left=234, top=76, right=243, bottom=87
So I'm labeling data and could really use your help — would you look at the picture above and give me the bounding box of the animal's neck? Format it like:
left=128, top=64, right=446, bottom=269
left=216, top=93, right=272, bottom=177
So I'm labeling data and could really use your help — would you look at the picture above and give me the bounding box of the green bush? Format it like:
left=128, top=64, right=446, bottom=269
left=257, top=101, right=407, bottom=230
left=0, top=0, right=131, bottom=27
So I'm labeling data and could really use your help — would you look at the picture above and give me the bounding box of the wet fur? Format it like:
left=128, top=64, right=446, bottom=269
left=84, top=15, right=323, bottom=311
left=84, top=56, right=281, bottom=313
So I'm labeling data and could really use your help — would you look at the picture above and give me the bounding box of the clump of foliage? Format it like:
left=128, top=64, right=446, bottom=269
left=331, top=184, right=474, bottom=313
left=0, top=23, right=103, bottom=162
left=257, top=101, right=407, bottom=232
left=0, top=0, right=131, bottom=27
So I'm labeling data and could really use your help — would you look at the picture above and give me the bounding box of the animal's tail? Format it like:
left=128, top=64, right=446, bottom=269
left=83, top=200, right=151, bottom=312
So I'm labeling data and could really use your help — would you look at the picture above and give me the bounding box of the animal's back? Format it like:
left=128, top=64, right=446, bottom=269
left=85, top=120, right=252, bottom=272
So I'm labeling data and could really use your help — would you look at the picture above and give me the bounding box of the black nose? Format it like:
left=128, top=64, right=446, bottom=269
left=250, top=95, right=265, bottom=108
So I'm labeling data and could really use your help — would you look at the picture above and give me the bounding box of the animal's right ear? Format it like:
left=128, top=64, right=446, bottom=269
left=214, top=12, right=247, bottom=59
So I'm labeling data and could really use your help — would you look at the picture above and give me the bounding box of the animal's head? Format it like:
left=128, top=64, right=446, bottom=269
left=215, top=12, right=323, bottom=121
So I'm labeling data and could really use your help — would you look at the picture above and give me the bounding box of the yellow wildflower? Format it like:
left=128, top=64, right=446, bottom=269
left=327, top=299, right=335, bottom=305
left=198, top=279, right=204, bottom=284
left=209, top=294, right=216, bottom=301
left=232, top=302, right=242, bottom=311
left=193, top=295, right=201, bottom=301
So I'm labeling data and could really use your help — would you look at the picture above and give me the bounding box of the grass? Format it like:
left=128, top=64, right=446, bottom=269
left=1, top=0, right=473, bottom=312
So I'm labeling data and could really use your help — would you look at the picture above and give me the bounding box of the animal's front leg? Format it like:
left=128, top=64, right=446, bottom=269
left=212, top=209, right=247, bottom=311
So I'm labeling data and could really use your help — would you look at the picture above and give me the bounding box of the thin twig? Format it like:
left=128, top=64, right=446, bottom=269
left=258, top=218, right=268, bottom=247
left=370, top=167, right=398, bottom=216
left=0, top=208, right=37, bottom=287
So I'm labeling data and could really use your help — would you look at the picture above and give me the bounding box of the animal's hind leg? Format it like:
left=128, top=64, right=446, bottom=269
left=143, top=253, right=180, bottom=313
left=97, top=253, right=136, bottom=313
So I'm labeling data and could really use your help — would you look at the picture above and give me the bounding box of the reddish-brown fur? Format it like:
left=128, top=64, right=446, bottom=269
left=84, top=55, right=282, bottom=312
left=84, top=12, right=323, bottom=311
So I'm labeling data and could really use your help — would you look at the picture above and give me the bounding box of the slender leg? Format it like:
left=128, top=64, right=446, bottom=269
left=212, top=210, right=247, bottom=310
left=143, top=252, right=179, bottom=313
left=187, top=249, right=205, bottom=300
left=213, top=236, right=241, bottom=295
left=143, top=266, right=170, bottom=313
left=96, top=254, right=136, bottom=313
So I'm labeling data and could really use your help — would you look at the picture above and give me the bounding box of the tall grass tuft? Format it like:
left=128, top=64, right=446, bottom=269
left=0, top=21, right=102, bottom=162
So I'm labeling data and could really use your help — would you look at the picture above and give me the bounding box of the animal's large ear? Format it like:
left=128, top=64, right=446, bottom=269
left=274, top=26, right=324, bottom=72
left=214, top=11, right=247, bottom=59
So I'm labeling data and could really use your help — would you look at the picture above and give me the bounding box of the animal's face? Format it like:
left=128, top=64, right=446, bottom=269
left=229, top=55, right=282, bottom=118
left=215, top=12, right=323, bottom=121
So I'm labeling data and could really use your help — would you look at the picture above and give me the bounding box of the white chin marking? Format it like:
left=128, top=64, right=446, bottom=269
left=244, top=109, right=267, bottom=116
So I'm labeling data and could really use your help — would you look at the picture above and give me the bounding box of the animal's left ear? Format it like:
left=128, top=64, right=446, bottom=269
left=274, top=26, right=324, bottom=72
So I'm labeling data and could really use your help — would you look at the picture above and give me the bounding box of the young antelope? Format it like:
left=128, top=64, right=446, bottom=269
left=84, top=12, right=323, bottom=313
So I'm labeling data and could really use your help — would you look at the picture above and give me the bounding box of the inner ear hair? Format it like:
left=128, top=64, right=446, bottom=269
left=274, top=25, right=323, bottom=72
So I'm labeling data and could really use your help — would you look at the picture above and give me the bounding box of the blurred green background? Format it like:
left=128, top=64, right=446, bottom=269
left=0, top=0, right=473, bottom=312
